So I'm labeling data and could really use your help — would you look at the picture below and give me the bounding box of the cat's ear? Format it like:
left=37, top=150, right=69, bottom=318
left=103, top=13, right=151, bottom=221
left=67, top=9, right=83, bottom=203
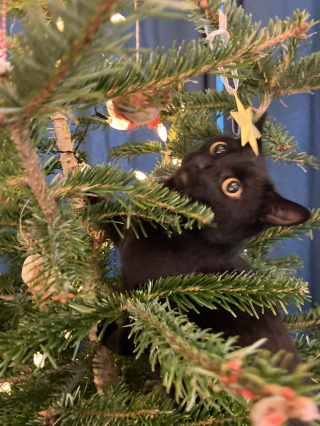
left=260, top=191, right=310, bottom=227
left=254, top=112, right=267, bottom=135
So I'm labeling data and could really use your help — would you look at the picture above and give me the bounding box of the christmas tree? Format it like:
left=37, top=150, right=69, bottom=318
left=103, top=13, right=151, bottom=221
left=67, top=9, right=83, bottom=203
left=1, top=0, right=320, bottom=425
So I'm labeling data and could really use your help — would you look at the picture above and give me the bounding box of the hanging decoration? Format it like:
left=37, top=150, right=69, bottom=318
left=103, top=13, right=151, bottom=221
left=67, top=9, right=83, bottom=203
left=107, top=1, right=171, bottom=134
left=21, top=254, right=54, bottom=304
left=205, top=9, right=261, bottom=154
left=204, top=10, right=239, bottom=95
left=107, top=90, right=172, bottom=130
left=0, top=1, right=10, bottom=75
left=230, top=90, right=261, bottom=156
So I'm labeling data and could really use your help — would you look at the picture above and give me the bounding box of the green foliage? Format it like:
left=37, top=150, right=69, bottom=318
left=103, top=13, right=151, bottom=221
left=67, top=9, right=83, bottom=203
left=262, top=118, right=319, bottom=169
left=108, top=141, right=164, bottom=162
left=285, top=305, right=320, bottom=331
left=59, top=164, right=214, bottom=232
left=1, top=0, right=320, bottom=424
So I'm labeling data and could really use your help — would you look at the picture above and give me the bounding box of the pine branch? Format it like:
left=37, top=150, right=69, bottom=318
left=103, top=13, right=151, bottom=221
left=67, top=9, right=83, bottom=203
left=144, top=272, right=308, bottom=317
left=0, top=270, right=308, bottom=376
left=108, top=140, right=164, bottom=162
left=9, top=125, right=56, bottom=222
left=271, top=52, right=320, bottom=97
left=284, top=305, right=320, bottom=331
left=54, top=164, right=214, bottom=228
left=164, top=89, right=252, bottom=117
left=151, top=162, right=180, bottom=179
left=127, top=299, right=315, bottom=407
left=294, top=334, right=320, bottom=379
left=243, top=253, right=303, bottom=277
left=262, top=118, right=319, bottom=169
left=246, top=209, right=320, bottom=256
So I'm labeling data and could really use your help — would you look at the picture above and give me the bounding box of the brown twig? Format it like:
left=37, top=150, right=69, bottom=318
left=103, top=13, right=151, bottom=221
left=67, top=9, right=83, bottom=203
left=82, top=409, right=160, bottom=418
left=0, top=295, right=14, bottom=300
left=276, top=83, right=320, bottom=96
left=52, top=113, right=79, bottom=174
left=10, top=125, right=56, bottom=223
left=89, top=325, right=119, bottom=396
left=286, top=320, right=320, bottom=330
left=52, top=115, right=119, bottom=394
left=0, top=364, right=69, bottom=384
left=186, top=417, right=249, bottom=425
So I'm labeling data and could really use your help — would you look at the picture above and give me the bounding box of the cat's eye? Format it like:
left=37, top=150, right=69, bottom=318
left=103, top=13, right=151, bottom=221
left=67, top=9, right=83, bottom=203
left=210, top=141, right=227, bottom=155
left=222, top=178, right=243, bottom=198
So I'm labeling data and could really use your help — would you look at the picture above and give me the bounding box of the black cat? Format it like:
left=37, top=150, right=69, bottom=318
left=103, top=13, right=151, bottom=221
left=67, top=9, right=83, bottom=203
left=94, top=114, right=310, bottom=372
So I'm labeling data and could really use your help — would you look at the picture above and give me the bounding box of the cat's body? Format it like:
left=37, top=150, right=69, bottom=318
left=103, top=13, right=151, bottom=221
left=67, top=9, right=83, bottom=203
left=95, top=114, right=310, bottom=372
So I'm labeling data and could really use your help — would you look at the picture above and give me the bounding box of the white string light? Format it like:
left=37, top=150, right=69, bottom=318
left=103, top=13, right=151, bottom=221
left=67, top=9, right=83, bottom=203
left=33, top=352, right=45, bottom=368
left=157, top=123, right=167, bottom=142
left=110, top=13, right=126, bottom=23
left=0, top=382, right=11, bottom=393
left=172, top=158, right=182, bottom=166
left=106, top=100, right=130, bottom=130
left=64, top=331, right=71, bottom=339
left=56, top=17, right=64, bottom=32
left=134, top=171, right=147, bottom=180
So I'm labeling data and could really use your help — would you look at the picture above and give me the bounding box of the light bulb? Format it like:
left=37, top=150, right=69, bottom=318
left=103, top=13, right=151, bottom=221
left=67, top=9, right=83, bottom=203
left=172, top=158, right=182, bottom=166
left=107, top=100, right=130, bottom=130
left=33, top=352, right=45, bottom=368
left=0, top=382, right=11, bottom=393
left=56, top=17, right=64, bottom=32
left=110, top=13, right=126, bottom=23
left=64, top=331, right=71, bottom=339
left=134, top=171, right=147, bottom=181
left=108, top=118, right=130, bottom=131
left=157, top=123, right=167, bottom=142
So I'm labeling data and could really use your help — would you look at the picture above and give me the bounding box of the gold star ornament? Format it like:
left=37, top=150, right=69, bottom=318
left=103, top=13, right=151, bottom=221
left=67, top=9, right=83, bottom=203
left=230, top=90, right=262, bottom=156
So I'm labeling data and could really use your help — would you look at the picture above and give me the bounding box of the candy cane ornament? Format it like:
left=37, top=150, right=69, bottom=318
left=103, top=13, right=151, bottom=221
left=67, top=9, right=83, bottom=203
left=0, top=1, right=10, bottom=75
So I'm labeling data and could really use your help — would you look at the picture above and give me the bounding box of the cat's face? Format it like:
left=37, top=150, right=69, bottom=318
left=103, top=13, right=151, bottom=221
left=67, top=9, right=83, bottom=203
left=168, top=116, right=310, bottom=244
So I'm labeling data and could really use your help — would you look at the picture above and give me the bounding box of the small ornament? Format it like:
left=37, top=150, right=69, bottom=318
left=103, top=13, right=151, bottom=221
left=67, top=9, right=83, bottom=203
left=230, top=90, right=262, bottom=156
left=33, top=351, right=45, bottom=368
left=0, top=382, right=11, bottom=393
left=21, top=254, right=55, bottom=303
left=251, top=394, right=319, bottom=426
left=107, top=90, right=171, bottom=131
left=0, top=1, right=10, bottom=76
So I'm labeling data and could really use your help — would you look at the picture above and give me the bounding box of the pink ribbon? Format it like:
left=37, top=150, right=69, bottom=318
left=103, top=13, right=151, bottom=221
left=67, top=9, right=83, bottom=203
left=0, top=1, right=6, bottom=59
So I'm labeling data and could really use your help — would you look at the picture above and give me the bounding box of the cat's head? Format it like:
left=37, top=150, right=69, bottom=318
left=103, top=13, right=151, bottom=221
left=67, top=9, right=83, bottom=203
left=165, top=115, right=310, bottom=244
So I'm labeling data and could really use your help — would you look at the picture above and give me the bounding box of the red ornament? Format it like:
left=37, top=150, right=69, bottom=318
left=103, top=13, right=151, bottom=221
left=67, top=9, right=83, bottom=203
left=107, top=89, right=171, bottom=130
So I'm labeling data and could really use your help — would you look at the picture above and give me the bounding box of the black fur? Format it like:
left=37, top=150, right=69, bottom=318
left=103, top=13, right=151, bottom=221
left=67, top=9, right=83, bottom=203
left=96, top=114, right=310, bottom=373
